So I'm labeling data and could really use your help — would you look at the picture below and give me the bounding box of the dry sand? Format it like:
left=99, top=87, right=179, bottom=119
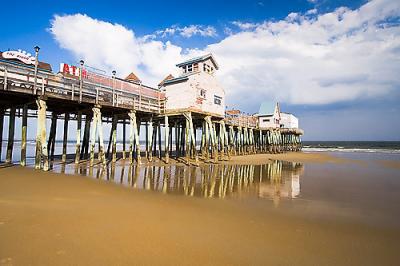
left=1, top=153, right=399, bottom=265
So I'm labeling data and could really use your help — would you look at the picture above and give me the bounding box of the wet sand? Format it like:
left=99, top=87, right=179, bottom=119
left=227, top=151, right=346, bottom=165
left=377, top=160, right=400, bottom=169
left=1, top=153, right=400, bottom=265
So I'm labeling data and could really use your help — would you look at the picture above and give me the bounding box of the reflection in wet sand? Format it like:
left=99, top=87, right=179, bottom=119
left=53, top=160, right=304, bottom=203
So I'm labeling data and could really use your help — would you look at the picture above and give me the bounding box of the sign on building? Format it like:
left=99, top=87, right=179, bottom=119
left=59, top=63, right=88, bottom=78
left=2, top=50, right=35, bottom=65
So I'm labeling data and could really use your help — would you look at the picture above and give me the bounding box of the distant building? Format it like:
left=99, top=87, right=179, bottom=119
left=159, top=54, right=225, bottom=117
left=124, top=72, right=141, bottom=83
left=257, top=101, right=281, bottom=128
left=280, top=112, right=299, bottom=129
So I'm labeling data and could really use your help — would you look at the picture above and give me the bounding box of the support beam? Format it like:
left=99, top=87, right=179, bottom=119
left=128, top=111, right=135, bottom=164
left=112, top=114, right=118, bottom=163
left=107, top=115, right=117, bottom=160
left=175, top=122, right=179, bottom=159
left=185, top=114, right=190, bottom=163
left=62, top=113, right=69, bottom=163
left=145, top=122, right=148, bottom=159
left=147, top=118, right=153, bottom=162
left=35, top=98, right=49, bottom=171
left=134, top=115, right=141, bottom=164
left=158, top=122, right=162, bottom=159
left=164, top=115, right=169, bottom=163
left=90, top=106, right=105, bottom=166
left=5, top=107, right=16, bottom=163
left=183, top=112, right=197, bottom=163
left=81, top=113, right=92, bottom=160
left=75, top=112, right=82, bottom=164
left=47, top=112, right=57, bottom=167
left=20, top=105, right=28, bottom=166
left=0, top=109, right=4, bottom=161
left=122, top=119, right=126, bottom=159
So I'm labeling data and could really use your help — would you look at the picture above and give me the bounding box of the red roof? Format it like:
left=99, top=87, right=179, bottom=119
left=124, top=72, right=141, bottom=82
left=158, top=74, right=174, bottom=87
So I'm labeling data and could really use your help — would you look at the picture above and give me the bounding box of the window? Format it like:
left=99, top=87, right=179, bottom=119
left=203, top=63, right=212, bottom=73
left=193, top=63, right=199, bottom=72
left=263, top=119, right=270, bottom=122
left=187, top=64, right=193, bottom=72
left=214, top=95, right=222, bottom=105
left=200, top=89, right=206, bottom=98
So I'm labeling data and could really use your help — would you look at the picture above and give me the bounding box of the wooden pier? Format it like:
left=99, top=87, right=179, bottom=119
left=0, top=54, right=303, bottom=171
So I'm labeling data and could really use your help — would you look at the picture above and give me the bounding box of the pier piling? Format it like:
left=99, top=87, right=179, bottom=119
left=62, top=113, right=69, bottom=163
left=75, top=112, right=82, bottom=164
left=0, top=109, right=4, bottom=161
left=20, top=105, right=28, bottom=166
left=6, top=107, right=16, bottom=163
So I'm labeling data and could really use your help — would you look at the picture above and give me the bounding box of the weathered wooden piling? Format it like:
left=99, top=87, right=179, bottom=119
left=75, top=112, right=82, bottom=164
left=128, top=110, right=141, bottom=164
left=0, top=109, right=4, bottom=161
left=122, top=119, right=126, bottom=159
left=5, top=107, right=16, bottom=163
left=34, top=97, right=49, bottom=171
left=47, top=112, right=57, bottom=166
left=147, top=118, right=154, bottom=162
left=62, top=113, right=69, bottom=163
left=20, top=105, right=28, bottom=166
left=89, top=105, right=106, bottom=166
left=164, top=115, right=169, bottom=163
left=175, top=121, right=179, bottom=159
left=112, top=114, right=118, bottom=163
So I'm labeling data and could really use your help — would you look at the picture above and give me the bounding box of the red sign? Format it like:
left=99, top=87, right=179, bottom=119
left=60, top=63, right=87, bottom=78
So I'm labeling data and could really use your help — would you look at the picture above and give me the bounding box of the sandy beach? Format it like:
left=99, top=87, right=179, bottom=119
left=1, top=152, right=400, bottom=265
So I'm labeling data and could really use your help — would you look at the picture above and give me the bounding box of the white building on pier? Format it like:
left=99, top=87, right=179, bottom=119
left=257, top=101, right=299, bottom=129
left=257, top=101, right=281, bottom=128
left=280, top=112, right=299, bottom=129
left=159, top=54, right=225, bottom=117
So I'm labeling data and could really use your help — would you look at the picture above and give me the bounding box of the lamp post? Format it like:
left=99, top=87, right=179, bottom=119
left=79, top=60, right=84, bottom=103
left=33, top=46, right=40, bottom=95
left=112, top=70, right=116, bottom=106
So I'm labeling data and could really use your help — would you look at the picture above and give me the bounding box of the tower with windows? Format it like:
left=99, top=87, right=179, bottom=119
left=159, top=53, right=225, bottom=117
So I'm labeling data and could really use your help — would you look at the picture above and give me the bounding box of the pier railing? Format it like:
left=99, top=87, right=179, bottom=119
left=224, top=112, right=258, bottom=128
left=0, top=61, right=165, bottom=113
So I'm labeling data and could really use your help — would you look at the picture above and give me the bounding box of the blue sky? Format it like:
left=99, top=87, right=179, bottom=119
left=2, top=0, right=400, bottom=140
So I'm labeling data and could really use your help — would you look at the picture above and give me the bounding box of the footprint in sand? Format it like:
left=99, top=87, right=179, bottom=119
left=0, top=257, right=13, bottom=266
left=56, top=250, right=66, bottom=255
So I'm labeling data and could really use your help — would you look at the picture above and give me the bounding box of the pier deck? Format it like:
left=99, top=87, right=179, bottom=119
left=0, top=60, right=303, bottom=170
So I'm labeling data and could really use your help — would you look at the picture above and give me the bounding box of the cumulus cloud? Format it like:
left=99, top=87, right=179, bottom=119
left=50, top=14, right=185, bottom=85
left=155, top=25, right=217, bottom=38
left=50, top=0, right=400, bottom=108
left=231, top=21, right=260, bottom=30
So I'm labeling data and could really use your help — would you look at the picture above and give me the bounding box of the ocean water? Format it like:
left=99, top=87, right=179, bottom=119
left=303, top=141, right=400, bottom=154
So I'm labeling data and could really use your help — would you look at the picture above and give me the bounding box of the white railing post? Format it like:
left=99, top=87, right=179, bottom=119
left=41, top=77, right=45, bottom=95
left=3, top=68, right=7, bottom=90
left=33, top=46, right=40, bottom=95
left=112, top=70, right=116, bottom=106
left=79, top=60, right=84, bottom=103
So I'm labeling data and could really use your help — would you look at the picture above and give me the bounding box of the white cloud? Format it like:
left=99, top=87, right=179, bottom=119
left=50, top=14, right=185, bottom=85
left=50, top=0, right=400, bottom=108
left=155, top=25, right=217, bottom=38
left=231, top=21, right=260, bottom=30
